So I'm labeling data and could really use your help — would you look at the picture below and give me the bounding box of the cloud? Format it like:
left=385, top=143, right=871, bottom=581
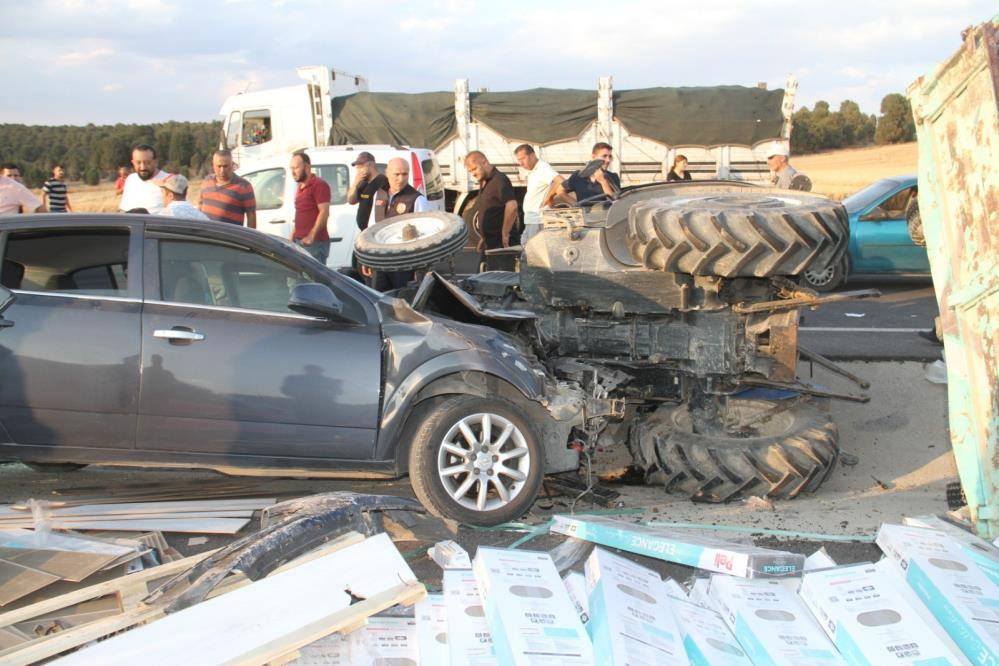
left=55, top=47, right=115, bottom=66
left=102, top=83, right=122, bottom=93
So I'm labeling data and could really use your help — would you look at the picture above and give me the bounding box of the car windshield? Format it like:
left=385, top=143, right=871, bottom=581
left=842, top=179, right=901, bottom=214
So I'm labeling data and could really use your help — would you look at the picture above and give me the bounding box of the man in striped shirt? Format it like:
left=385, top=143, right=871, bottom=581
left=199, top=149, right=256, bottom=228
left=42, top=165, right=71, bottom=213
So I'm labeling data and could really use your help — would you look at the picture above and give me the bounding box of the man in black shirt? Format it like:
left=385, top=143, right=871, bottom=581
left=465, top=151, right=519, bottom=252
left=347, top=151, right=388, bottom=230
left=557, top=142, right=621, bottom=204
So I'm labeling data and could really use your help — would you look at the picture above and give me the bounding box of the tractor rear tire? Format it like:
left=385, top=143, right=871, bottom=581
left=628, top=396, right=839, bottom=503
left=626, top=188, right=848, bottom=278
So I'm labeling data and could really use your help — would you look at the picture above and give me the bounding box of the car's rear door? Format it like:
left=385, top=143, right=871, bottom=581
left=0, top=221, right=143, bottom=453
left=137, top=229, right=382, bottom=462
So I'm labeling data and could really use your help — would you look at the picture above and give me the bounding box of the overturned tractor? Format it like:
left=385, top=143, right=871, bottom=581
left=358, top=181, right=873, bottom=505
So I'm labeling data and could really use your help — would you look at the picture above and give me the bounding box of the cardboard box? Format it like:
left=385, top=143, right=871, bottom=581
left=289, top=632, right=351, bottom=665
left=584, top=547, right=688, bottom=665
left=563, top=572, right=590, bottom=625
left=669, top=594, right=754, bottom=666
left=709, top=575, right=845, bottom=665
left=904, top=515, right=999, bottom=586
left=800, top=562, right=961, bottom=665
left=552, top=515, right=803, bottom=578
left=877, top=523, right=999, bottom=664
left=416, top=593, right=450, bottom=666
left=443, top=569, right=496, bottom=665
left=472, top=547, right=593, bottom=666
left=350, top=616, right=419, bottom=666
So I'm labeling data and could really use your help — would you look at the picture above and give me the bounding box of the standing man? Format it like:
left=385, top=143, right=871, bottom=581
left=514, top=144, right=563, bottom=240
left=0, top=171, right=43, bottom=215
left=199, top=149, right=256, bottom=228
left=42, top=165, right=71, bottom=213
left=347, top=151, right=387, bottom=231
left=291, top=151, right=331, bottom=265
left=120, top=144, right=166, bottom=213
left=366, top=157, right=431, bottom=291
left=464, top=151, right=519, bottom=254
left=157, top=174, right=209, bottom=220
left=765, top=142, right=811, bottom=191
left=556, top=142, right=620, bottom=204
left=114, top=166, right=130, bottom=197
left=1, top=163, right=24, bottom=183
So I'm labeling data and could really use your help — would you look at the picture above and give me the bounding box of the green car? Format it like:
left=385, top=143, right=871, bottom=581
left=802, top=175, right=931, bottom=291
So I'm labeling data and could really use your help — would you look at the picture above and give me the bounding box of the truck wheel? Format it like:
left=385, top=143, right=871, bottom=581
left=626, top=188, right=848, bottom=278
left=633, top=396, right=838, bottom=502
left=801, top=257, right=847, bottom=292
left=354, top=211, right=468, bottom=271
left=408, top=395, right=543, bottom=526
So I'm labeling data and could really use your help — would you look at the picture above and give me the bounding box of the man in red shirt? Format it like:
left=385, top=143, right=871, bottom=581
left=114, top=166, right=129, bottom=197
left=290, top=151, right=331, bottom=265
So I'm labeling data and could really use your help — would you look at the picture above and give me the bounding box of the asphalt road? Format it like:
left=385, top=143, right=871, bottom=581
left=798, top=275, right=941, bottom=361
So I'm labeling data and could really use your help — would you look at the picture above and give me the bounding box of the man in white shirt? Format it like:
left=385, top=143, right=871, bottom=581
left=0, top=174, right=44, bottom=215
left=157, top=174, right=209, bottom=220
left=514, top=144, right=563, bottom=240
left=120, top=144, right=167, bottom=213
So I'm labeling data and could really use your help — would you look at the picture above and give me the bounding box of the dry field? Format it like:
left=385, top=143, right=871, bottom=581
left=40, top=142, right=918, bottom=212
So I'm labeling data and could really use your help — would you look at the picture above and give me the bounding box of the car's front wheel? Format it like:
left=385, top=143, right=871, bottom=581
left=802, top=258, right=847, bottom=292
left=408, top=395, right=543, bottom=526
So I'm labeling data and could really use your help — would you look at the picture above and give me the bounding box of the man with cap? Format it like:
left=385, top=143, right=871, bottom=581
left=347, top=151, right=388, bottom=231
left=157, top=174, right=209, bottom=220
left=765, top=141, right=811, bottom=191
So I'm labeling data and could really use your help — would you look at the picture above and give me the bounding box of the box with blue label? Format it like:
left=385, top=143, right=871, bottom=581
left=669, top=594, right=753, bottom=666
left=443, top=569, right=496, bottom=665
left=904, top=515, right=999, bottom=586
left=799, top=562, right=960, bottom=665
left=552, top=514, right=804, bottom=578
left=876, top=523, right=999, bottom=664
left=584, top=546, right=689, bottom=665
left=415, top=593, right=450, bottom=666
left=709, top=575, right=845, bottom=665
left=472, top=547, right=592, bottom=666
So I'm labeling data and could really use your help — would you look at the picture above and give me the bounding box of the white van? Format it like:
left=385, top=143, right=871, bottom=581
left=238, top=145, right=445, bottom=270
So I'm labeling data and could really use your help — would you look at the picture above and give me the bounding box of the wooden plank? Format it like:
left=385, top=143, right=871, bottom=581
left=12, top=595, right=121, bottom=636
left=54, top=533, right=423, bottom=665
left=0, top=550, right=215, bottom=629
left=14, top=518, right=252, bottom=534
left=0, top=626, right=30, bottom=650
left=0, top=529, right=133, bottom=557
left=0, top=499, right=274, bottom=522
left=0, top=547, right=123, bottom=583
left=0, top=561, right=60, bottom=607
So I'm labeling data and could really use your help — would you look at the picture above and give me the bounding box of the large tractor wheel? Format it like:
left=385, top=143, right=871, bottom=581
left=628, top=396, right=839, bottom=503
left=626, top=188, right=848, bottom=278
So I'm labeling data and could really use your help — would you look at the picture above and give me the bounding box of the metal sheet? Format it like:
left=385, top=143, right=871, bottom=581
left=907, top=17, right=999, bottom=536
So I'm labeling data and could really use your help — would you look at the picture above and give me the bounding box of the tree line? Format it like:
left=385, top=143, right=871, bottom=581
left=791, top=93, right=915, bottom=154
left=0, top=121, right=221, bottom=188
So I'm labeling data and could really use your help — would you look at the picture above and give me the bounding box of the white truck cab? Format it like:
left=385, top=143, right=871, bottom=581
left=219, top=65, right=368, bottom=166
left=239, top=145, right=445, bottom=270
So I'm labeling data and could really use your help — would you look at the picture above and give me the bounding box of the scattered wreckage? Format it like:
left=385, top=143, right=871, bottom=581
left=360, top=180, right=880, bottom=518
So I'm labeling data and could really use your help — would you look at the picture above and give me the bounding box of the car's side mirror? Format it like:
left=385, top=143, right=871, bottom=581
left=288, top=283, right=357, bottom=324
left=860, top=207, right=888, bottom=221
left=0, top=285, right=15, bottom=329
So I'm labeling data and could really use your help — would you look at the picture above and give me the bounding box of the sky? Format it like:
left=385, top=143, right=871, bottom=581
left=0, top=0, right=994, bottom=126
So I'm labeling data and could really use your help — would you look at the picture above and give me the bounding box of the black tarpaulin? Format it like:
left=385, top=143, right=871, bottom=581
left=469, top=89, right=596, bottom=145
left=329, top=92, right=457, bottom=149
left=613, top=86, right=785, bottom=147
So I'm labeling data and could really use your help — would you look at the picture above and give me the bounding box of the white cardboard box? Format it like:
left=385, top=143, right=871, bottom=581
left=472, top=547, right=593, bottom=666
left=552, top=514, right=803, bottom=578
left=585, top=547, right=689, bottom=665
left=904, top=515, right=999, bottom=586
left=563, top=572, right=590, bottom=625
left=416, top=593, right=450, bottom=666
left=443, top=569, right=496, bottom=665
left=876, top=523, right=999, bottom=664
left=349, top=616, right=419, bottom=666
left=799, top=562, right=961, bottom=665
left=709, top=575, right=845, bottom=665
left=669, top=594, right=753, bottom=666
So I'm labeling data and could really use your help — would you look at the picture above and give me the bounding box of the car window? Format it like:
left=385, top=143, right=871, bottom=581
left=878, top=187, right=916, bottom=219
left=225, top=112, right=241, bottom=150
left=242, top=109, right=271, bottom=146
left=422, top=158, right=444, bottom=201
left=1, top=229, right=131, bottom=297
left=842, top=179, right=901, bottom=214
left=314, top=164, right=349, bottom=205
left=243, top=168, right=286, bottom=211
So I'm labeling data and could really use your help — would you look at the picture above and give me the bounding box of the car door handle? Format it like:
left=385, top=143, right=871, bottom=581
left=154, top=328, right=205, bottom=342
left=269, top=219, right=287, bottom=225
